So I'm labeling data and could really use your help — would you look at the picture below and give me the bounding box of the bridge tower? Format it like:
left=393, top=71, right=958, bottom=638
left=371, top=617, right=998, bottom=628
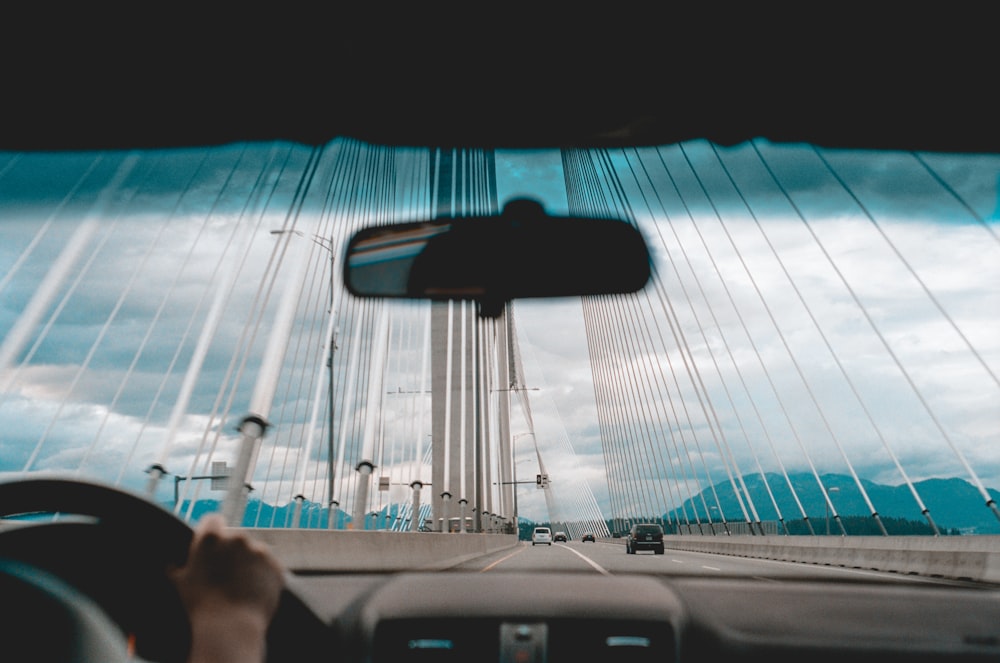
left=428, top=148, right=511, bottom=531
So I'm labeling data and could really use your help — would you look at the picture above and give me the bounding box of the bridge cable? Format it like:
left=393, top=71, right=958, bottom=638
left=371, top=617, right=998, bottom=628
left=187, top=145, right=324, bottom=520
left=281, top=218, right=336, bottom=526
left=0, top=155, right=100, bottom=300
left=0, top=154, right=134, bottom=396
left=0, top=157, right=115, bottom=409
left=324, top=141, right=377, bottom=525
left=712, top=143, right=940, bottom=535
left=173, top=144, right=309, bottom=517
left=634, top=145, right=800, bottom=533
left=563, top=151, right=624, bottom=530
left=910, top=152, right=1000, bottom=248
left=176, top=145, right=317, bottom=518
left=595, top=294, right=667, bottom=525
left=672, top=143, right=856, bottom=534
left=576, top=150, right=684, bottom=532
left=106, top=148, right=251, bottom=489
left=814, top=148, right=1000, bottom=392
left=77, top=152, right=216, bottom=478
left=582, top=296, right=658, bottom=530
left=123, top=146, right=290, bottom=494
left=571, top=149, right=699, bottom=534
left=597, top=148, right=738, bottom=534
left=621, top=147, right=766, bottom=533
left=675, top=144, right=888, bottom=534
left=22, top=181, right=135, bottom=471
left=638, top=144, right=811, bottom=534
left=656, top=145, right=838, bottom=534
left=566, top=151, right=662, bottom=530
left=570, top=149, right=710, bottom=532
left=632, top=148, right=785, bottom=534
left=753, top=140, right=1000, bottom=524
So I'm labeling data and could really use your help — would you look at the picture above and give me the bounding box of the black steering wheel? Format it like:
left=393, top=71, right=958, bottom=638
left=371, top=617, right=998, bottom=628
left=0, top=476, right=330, bottom=662
left=0, top=557, right=133, bottom=662
left=0, top=477, right=194, bottom=662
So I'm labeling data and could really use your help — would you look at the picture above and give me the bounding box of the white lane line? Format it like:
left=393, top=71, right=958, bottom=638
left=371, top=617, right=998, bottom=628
left=557, top=544, right=613, bottom=576
left=671, top=559, right=685, bottom=564
left=701, top=565, right=721, bottom=571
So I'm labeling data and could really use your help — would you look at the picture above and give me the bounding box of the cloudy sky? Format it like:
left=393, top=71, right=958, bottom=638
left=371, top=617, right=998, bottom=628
left=1, top=141, right=998, bottom=524
left=500, top=143, right=1000, bottom=520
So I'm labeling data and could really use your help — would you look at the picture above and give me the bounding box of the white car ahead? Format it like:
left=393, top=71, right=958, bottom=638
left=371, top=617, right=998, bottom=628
left=531, top=527, right=552, bottom=546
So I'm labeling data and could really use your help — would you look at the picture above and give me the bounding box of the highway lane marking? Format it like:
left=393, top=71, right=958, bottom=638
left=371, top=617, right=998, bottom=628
left=701, top=565, right=721, bottom=571
left=479, top=545, right=526, bottom=572
left=671, top=559, right=685, bottom=563
left=556, top=544, right=612, bottom=576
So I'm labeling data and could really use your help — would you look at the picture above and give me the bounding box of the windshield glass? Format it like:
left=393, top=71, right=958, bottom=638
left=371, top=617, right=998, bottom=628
left=1, top=139, right=998, bottom=557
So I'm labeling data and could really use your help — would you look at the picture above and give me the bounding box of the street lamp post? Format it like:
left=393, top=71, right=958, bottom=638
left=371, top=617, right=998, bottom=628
left=512, top=432, right=535, bottom=527
left=325, top=324, right=337, bottom=529
left=270, top=229, right=339, bottom=529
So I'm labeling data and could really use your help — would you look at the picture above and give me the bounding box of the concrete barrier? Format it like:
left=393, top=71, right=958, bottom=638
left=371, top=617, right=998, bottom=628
left=659, top=534, right=1000, bottom=584
left=245, top=528, right=519, bottom=572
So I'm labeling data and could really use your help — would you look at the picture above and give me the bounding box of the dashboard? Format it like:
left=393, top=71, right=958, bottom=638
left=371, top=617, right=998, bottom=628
left=275, top=571, right=1000, bottom=663
left=2, top=480, right=999, bottom=662
left=4, top=524, right=1000, bottom=662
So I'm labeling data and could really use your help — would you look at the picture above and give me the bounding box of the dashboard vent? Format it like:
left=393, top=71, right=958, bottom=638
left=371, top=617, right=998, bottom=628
left=373, top=619, right=499, bottom=662
left=372, top=618, right=673, bottom=663
left=546, top=619, right=673, bottom=663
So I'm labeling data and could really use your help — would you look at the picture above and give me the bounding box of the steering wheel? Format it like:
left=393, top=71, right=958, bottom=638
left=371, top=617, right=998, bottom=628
left=0, top=557, right=132, bottom=662
left=0, top=477, right=329, bottom=662
left=0, top=477, right=194, bottom=662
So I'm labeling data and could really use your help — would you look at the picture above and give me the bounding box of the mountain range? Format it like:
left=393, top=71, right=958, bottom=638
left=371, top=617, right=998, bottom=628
left=668, top=472, right=1000, bottom=534
left=166, top=473, right=1000, bottom=535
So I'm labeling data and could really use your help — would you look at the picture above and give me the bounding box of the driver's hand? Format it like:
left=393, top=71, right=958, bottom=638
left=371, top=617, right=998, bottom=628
left=168, top=514, right=284, bottom=663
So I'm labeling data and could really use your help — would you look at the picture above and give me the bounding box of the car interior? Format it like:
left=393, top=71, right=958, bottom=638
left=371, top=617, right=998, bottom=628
left=2, top=9, right=999, bottom=663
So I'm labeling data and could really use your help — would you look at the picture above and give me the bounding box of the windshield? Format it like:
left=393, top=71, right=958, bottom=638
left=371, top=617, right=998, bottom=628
left=1, top=139, right=998, bottom=564
left=7, top=14, right=1000, bottom=663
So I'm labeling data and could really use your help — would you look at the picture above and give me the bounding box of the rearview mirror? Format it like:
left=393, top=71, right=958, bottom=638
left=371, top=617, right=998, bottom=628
left=343, top=198, right=651, bottom=317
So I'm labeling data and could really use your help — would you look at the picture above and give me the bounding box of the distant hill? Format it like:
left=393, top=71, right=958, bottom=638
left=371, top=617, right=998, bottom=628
left=166, top=473, right=1000, bottom=535
left=167, top=499, right=352, bottom=529
left=667, top=473, right=1000, bottom=534
left=167, top=498, right=425, bottom=530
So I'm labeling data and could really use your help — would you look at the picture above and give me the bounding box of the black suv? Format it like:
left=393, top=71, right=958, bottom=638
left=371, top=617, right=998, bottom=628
left=625, top=523, right=665, bottom=554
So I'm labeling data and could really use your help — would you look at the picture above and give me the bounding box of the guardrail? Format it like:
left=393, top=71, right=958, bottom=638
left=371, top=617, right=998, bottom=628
left=245, top=529, right=519, bottom=572
left=651, top=534, right=1000, bottom=584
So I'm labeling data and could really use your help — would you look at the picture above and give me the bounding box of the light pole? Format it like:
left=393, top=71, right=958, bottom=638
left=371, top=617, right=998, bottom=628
left=270, top=229, right=339, bottom=528
left=825, top=486, right=840, bottom=535
left=512, top=432, right=534, bottom=528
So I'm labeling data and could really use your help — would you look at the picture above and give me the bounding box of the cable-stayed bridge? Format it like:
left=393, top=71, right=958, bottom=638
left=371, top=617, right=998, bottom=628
left=1, top=139, right=998, bottom=542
